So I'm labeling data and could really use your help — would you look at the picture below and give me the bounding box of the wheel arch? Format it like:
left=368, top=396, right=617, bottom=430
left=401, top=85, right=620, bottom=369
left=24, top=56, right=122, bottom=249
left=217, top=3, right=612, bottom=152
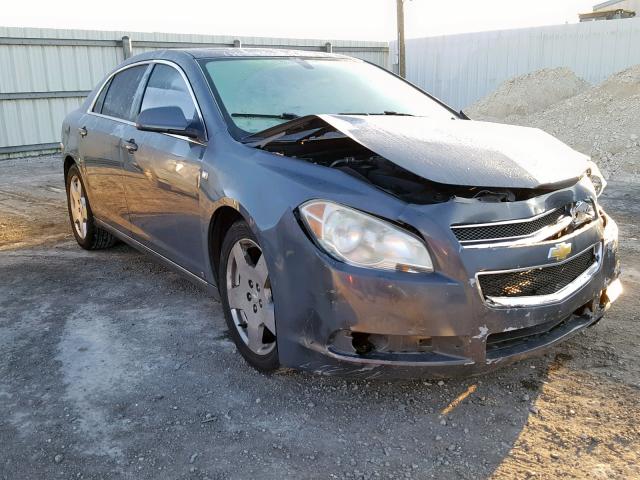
left=63, top=154, right=77, bottom=180
left=208, top=202, right=250, bottom=286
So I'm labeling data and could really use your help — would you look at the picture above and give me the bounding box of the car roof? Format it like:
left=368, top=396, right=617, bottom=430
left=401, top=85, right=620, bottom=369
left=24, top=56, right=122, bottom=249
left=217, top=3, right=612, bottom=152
left=179, top=47, right=354, bottom=60
left=116, top=48, right=359, bottom=80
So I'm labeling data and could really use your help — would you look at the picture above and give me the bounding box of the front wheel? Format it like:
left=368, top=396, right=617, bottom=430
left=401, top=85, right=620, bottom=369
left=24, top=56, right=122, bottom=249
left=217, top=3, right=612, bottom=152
left=65, top=164, right=116, bottom=250
left=219, top=220, right=279, bottom=372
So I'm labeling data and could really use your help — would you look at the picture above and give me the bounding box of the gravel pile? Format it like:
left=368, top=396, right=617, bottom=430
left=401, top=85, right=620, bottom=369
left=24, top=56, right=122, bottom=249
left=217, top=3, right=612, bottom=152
left=466, top=66, right=640, bottom=180
left=466, top=68, right=589, bottom=122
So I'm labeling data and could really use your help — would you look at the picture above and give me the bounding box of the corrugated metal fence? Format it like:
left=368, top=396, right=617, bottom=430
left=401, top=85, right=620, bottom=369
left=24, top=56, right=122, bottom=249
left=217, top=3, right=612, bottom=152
left=0, top=26, right=389, bottom=158
left=6, top=20, right=638, bottom=158
left=395, top=17, right=640, bottom=111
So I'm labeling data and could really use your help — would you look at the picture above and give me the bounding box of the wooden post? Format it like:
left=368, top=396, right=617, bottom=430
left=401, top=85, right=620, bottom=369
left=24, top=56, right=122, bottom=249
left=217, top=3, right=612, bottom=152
left=396, top=0, right=406, bottom=77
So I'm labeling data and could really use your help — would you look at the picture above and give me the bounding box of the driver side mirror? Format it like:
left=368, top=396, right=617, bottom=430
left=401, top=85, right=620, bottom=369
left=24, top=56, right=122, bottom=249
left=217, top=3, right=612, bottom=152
left=136, top=106, right=204, bottom=141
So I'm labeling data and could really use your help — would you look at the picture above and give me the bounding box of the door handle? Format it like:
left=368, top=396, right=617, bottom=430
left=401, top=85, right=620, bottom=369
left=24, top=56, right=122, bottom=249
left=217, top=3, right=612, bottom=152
left=78, top=126, right=88, bottom=137
left=123, top=139, right=138, bottom=153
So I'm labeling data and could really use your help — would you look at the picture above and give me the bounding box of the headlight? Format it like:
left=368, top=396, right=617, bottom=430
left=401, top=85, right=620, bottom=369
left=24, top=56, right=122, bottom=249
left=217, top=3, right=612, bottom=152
left=587, top=160, right=607, bottom=197
left=299, top=200, right=433, bottom=273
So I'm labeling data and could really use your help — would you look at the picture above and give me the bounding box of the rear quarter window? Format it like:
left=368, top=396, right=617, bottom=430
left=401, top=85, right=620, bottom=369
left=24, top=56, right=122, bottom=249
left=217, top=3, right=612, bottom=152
left=92, top=78, right=111, bottom=114
left=100, top=65, right=148, bottom=121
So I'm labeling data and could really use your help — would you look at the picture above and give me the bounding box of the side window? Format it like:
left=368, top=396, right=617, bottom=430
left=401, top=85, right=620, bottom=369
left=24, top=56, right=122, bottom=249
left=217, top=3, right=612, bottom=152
left=92, top=78, right=111, bottom=114
left=101, top=65, right=148, bottom=121
left=140, top=64, right=198, bottom=123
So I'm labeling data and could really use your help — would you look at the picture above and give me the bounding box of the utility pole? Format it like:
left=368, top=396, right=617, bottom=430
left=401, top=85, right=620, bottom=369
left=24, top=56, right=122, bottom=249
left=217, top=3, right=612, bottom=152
left=396, top=0, right=406, bottom=77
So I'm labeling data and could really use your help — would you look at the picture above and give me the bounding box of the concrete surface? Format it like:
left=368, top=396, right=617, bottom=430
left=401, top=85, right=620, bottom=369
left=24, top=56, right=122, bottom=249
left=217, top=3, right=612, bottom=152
left=1, top=155, right=639, bottom=479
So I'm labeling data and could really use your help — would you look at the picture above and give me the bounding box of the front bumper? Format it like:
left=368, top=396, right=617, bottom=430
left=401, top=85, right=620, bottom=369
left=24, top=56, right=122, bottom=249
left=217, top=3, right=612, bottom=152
left=271, top=207, right=620, bottom=379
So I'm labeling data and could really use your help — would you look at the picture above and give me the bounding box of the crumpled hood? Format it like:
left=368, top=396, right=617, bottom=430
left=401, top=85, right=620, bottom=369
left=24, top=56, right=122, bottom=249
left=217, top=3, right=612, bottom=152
left=310, top=115, right=589, bottom=189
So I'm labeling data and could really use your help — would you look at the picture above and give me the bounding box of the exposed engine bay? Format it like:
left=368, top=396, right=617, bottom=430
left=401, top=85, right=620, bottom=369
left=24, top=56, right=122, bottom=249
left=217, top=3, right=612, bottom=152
left=244, top=116, right=573, bottom=204
left=266, top=138, right=549, bottom=204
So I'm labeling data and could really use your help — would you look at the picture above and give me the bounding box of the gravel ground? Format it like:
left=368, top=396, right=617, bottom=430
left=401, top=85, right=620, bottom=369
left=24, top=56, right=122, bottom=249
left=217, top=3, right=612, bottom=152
left=1, top=155, right=639, bottom=479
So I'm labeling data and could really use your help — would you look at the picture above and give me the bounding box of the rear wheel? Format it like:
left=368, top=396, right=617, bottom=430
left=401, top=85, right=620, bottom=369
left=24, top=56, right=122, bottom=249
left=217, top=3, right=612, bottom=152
left=219, top=220, right=279, bottom=372
left=65, top=164, right=116, bottom=250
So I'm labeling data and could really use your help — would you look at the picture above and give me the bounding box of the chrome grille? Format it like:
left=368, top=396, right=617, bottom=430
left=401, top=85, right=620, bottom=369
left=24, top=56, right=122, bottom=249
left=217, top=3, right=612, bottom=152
left=478, top=247, right=596, bottom=298
left=452, top=208, right=565, bottom=243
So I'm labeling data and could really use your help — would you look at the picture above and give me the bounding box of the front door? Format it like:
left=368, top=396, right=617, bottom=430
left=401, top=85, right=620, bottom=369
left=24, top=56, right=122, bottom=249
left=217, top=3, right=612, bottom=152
left=121, top=62, right=207, bottom=276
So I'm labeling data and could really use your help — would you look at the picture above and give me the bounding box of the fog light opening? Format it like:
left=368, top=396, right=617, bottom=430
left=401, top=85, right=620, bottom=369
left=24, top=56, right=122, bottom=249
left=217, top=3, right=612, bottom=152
left=351, top=332, right=374, bottom=355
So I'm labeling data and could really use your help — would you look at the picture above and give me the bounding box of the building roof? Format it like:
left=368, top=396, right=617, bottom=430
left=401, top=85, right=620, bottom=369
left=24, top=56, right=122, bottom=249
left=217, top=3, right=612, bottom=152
left=579, top=8, right=636, bottom=19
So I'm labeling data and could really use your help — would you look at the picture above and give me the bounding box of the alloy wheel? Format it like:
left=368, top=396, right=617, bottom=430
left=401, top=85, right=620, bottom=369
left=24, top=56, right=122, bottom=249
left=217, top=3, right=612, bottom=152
left=69, top=175, right=88, bottom=239
left=225, top=238, right=276, bottom=355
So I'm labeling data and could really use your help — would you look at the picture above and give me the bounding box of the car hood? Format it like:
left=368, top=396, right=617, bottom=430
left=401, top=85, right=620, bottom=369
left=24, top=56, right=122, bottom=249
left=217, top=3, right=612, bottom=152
left=247, top=114, right=589, bottom=189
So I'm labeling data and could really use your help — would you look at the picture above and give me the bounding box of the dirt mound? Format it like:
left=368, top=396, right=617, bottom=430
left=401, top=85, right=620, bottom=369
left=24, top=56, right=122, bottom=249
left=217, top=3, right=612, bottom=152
left=467, top=66, right=640, bottom=180
left=525, top=65, right=640, bottom=179
left=466, top=68, right=589, bottom=122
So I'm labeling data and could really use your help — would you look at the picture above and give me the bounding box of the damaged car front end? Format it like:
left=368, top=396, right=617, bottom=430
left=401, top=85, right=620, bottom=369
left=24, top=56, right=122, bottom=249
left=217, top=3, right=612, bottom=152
left=232, top=111, right=620, bottom=377
left=195, top=53, right=621, bottom=377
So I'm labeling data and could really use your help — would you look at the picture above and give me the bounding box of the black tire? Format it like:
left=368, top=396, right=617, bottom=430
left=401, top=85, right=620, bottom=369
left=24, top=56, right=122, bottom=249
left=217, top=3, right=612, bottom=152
left=219, top=220, right=280, bottom=372
left=65, top=164, right=117, bottom=250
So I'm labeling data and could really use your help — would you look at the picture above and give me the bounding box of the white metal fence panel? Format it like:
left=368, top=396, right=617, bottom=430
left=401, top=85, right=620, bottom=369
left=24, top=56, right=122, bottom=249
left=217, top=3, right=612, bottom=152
left=0, top=26, right=389, bottom=157
left=396, top=17, right=640, bottom=111
left=0, top=97, right=84, bottom=149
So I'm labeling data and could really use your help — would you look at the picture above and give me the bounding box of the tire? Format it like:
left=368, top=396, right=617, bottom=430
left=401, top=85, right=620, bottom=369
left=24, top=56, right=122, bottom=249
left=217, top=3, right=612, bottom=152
left=219, top=220, right=279, bottom=372
left=65, top=164, right=116, bottom=250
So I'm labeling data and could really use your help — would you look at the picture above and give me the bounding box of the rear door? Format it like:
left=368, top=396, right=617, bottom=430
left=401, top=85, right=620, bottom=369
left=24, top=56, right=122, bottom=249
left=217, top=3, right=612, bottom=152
left=80, top=64, right=150, bottom=233
left=121, top=62, right=207, bottom=276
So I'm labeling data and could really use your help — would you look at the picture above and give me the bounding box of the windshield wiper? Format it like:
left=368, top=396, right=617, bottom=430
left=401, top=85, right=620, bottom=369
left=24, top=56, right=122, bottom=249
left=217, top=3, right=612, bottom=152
left=231, top=112, right=299, bottom=120
left=338, top=111, right=415, bottom=116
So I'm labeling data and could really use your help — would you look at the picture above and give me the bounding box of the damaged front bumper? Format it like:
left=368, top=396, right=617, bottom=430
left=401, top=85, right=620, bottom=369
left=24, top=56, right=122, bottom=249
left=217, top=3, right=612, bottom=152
left=271, top=199, right=620, bottom=379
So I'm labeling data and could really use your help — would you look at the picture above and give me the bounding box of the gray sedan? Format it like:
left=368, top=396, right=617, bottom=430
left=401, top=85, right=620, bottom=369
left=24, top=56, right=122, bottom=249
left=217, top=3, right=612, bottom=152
left=61, top=48, right=621, bottom=377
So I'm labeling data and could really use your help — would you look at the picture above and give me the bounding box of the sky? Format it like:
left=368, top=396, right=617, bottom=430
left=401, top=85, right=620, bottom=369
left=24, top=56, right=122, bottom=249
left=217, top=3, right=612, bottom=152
left=4, top=0, right=599, bottom=41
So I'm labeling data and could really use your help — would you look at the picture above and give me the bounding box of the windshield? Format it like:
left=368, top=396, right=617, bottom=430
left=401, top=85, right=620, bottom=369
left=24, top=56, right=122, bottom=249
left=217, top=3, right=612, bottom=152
left=200, top=58, right=455, bottom=137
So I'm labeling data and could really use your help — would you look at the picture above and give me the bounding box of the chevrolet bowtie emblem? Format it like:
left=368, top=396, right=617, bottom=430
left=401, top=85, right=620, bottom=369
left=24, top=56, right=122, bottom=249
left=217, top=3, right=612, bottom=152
left=548, top=242, right=572, bottom=261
